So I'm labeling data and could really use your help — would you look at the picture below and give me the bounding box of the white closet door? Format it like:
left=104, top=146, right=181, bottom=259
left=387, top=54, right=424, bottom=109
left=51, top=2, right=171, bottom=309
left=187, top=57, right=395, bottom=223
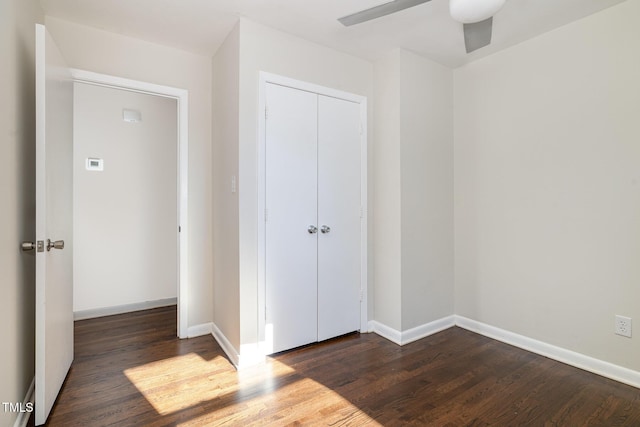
left=265, top=83, right=319, bottom=354
left=317, top=95, right=361, bottom=341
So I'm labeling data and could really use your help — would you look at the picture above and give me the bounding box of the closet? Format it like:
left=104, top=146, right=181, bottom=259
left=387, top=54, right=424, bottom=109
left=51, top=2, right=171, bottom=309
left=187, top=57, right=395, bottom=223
left=265, top=82, right=362, bottom=354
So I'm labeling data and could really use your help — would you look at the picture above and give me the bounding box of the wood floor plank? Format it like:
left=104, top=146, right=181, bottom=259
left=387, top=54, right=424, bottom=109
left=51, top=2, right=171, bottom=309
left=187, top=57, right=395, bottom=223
left=41, top=306, right=640, bottom=426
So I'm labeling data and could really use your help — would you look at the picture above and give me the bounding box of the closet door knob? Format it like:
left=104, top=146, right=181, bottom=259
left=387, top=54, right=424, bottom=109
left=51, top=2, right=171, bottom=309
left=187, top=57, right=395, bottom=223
left=307, top=225, right=318, bottom=234
left=320, top=225, right=331, bottom=234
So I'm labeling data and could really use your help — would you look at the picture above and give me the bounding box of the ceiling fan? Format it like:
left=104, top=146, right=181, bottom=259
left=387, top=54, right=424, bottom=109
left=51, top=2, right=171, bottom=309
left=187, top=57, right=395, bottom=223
left=338, top=0, right=506, bottom=53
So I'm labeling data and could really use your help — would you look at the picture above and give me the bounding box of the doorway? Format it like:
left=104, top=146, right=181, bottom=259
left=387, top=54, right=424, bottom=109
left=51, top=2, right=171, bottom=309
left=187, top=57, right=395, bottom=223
left=71, top=70, right=189, bottom=338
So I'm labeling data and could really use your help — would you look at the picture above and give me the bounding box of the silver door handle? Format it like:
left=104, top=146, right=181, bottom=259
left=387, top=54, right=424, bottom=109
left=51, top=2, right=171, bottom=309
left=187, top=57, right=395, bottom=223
left=321, top=225, right=331, bottom=234
left=307, top=225, right=318, bottom=234
left=21, top=241, right=35, bottom=251
left=47, top=239, right=65, bottom=251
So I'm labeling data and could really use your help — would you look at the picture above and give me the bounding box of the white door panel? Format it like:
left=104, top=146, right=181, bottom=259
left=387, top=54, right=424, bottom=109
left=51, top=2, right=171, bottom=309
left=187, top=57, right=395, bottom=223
left=35, top=24, right=74, bottom=425
left=265, top=83, right=318, bottom=354
left=317, top=96, right=361, bottom=341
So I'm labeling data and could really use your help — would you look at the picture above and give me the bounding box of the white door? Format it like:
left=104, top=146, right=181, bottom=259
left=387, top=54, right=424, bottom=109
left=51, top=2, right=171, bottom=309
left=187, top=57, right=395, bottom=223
left=34, top=24, right=74, bottom=426
left=265, top=83, right=362, bottom=353
left=265, top=83, right=318, bottom=354
left=317, top=95, right=361, bottom=341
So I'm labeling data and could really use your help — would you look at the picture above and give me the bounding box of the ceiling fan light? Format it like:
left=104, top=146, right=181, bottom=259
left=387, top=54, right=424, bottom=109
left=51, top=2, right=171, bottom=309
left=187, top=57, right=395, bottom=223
left=450, top=0, right=506, bottom=24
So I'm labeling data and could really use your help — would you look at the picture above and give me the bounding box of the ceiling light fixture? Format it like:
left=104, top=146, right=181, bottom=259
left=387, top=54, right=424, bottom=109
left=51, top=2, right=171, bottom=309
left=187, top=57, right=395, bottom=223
left=449, top=0, right=506, bottom=24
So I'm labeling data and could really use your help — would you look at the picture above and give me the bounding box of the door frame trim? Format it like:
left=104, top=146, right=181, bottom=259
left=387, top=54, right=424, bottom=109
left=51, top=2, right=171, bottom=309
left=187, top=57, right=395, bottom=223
left=257, top=71, right=368, bottom=353
left=70, top=69, right=189, bottom=339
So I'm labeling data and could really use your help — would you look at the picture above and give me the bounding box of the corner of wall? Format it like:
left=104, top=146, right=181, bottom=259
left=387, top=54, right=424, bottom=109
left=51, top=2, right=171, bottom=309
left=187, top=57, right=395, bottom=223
left=372, top=48, right=455, bottom=332
left=211, top=20, right=241, bottom=352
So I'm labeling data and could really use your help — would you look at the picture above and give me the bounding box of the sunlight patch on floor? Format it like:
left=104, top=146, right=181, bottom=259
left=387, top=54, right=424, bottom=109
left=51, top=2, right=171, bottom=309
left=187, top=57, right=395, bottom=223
left=178, top=370, right=383, bottom=426
left=125, top=354, right=381, bottom=425
left=124, top=353, right=236, bottom=415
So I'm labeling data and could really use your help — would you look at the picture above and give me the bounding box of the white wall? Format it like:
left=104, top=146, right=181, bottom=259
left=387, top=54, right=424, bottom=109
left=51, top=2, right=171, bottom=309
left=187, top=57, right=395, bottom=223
left=73, top=83, right=177, bottom=312
left=373, top=50, right=402, bottom=331
left=454, top=0, right=640, bottom=372
left=0, top=0, right=43, bottom=425
left=400, top=50, right=454, bottom=329
left=373, top=49, right=454, bottom=333
left=235, top=19, right=374, bottom=352
left=212, top=23, right=241, bottom=351
left=45, top=17, right=213, bottom=327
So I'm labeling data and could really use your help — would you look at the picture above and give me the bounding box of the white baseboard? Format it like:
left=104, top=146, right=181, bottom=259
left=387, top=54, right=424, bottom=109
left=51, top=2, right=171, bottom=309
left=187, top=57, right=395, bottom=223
left=187, top=322, right=212, bottom=338
left=211, top=323, right=240, bottom=368
left=210, top=323, right=266, bottom=370
left=74, top=298, right=177, bottom=320
left=368, top=320, right=402, bottom=345
left=369, top=315, right=640, bottom=389
left=454, top=315, right=640, bottom=389
left=13, top=377, right=34, bottom=427
left=369, top=315, right=456, bottom=346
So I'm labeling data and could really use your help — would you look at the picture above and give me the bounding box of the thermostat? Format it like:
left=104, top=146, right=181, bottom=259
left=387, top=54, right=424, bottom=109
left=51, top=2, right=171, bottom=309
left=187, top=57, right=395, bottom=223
left=86, top=158, right=104, bottom=171
left=123, top=109, right=142, bottom=123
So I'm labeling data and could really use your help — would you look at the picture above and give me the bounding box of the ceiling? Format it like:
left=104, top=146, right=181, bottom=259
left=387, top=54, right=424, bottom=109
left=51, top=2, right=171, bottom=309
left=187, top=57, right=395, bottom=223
left=39, top=0, right=627, bottom=68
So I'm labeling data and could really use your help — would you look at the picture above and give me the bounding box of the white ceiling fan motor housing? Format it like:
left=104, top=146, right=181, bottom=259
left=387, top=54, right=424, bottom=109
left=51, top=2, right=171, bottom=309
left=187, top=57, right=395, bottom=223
left=450, top=0, right=506, bottom=24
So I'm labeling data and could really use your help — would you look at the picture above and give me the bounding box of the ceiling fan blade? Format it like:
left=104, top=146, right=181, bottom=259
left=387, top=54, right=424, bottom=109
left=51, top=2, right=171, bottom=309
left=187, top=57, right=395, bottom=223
left=338, top=0, right=432, bottom=26
left=463, top=17, right=493, bottom=53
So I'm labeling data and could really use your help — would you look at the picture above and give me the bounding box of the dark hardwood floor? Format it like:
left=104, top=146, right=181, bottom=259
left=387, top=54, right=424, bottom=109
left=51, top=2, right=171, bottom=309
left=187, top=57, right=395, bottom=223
left=43, top=306, right=640, bottom=426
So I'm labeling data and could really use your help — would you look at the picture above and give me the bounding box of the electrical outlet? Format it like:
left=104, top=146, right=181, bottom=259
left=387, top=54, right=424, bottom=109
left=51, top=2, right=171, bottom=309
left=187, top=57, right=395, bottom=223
left=615, top=315, right=632, bottom=338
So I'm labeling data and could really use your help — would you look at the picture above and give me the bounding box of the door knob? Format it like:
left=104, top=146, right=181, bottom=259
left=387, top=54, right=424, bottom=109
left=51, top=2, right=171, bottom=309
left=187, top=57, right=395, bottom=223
left=320, top=225, right=331, bottom=234
left=46, top=239, right=65, bottom=251
left=21, top=241, right=35, bottom=251
left=23, top=241, right=45, bottom=252
left=307, top=225, right=318, bottom=234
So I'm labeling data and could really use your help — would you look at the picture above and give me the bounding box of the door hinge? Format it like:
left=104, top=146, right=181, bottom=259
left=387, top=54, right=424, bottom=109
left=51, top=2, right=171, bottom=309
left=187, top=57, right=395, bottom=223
left=264, top=208, right=268, bottom=222
left=265, top=106, right=268, bottom=120
left=179, top=226, right=181, bottom=233
left=360, top=206, right=364, bottom=219
left=360, top=289, right=363, bottom=302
